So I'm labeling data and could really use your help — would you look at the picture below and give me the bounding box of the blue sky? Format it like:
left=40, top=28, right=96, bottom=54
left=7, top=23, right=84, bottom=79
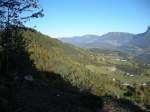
left=26, top=0, right=150, bottom=38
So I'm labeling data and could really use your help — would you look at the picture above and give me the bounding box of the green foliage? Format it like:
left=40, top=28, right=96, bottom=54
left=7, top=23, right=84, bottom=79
left=1, top=28, right=148, bottom=108
left=0, top=28, right=35, bottom=78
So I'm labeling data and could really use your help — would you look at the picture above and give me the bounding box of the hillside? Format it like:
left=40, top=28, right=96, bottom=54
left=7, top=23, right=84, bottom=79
left=0, top=28, right=149, bottom=112
left=22, top=29, right=150, bottom=109
left=60, top=33, right=134, bottom=49
left=59, top=26, right=150, bottom=63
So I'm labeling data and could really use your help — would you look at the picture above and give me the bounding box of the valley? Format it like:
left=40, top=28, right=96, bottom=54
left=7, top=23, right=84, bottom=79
left=21, top=28, right=150, bottom=110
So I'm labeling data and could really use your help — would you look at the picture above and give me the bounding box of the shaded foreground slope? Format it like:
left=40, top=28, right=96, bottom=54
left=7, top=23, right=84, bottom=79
left=13, top=72, right=147, bottom=112
left=0, top=71, right=148, bottom=112
left=13, top=72, right=103, bottom=112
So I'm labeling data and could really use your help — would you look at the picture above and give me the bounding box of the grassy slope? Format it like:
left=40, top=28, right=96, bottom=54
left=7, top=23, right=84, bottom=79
left=22, top=29, right=150, bottom=107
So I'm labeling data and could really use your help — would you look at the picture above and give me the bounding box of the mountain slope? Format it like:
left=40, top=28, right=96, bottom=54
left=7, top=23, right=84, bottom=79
left=60, top=35, right=100, bottom=47
left=22, top=29, right=95, bottom=71
left=60, top=32, right=134, bottom=49
left=59, top=27, right=150, bottom=50
left=59, top=26, right=150, bottom=63
left=84, top=32, right=134, bottom=49
left=2, top=28, right=147, bottom=111
left=130, top=27, right=150, bottom=49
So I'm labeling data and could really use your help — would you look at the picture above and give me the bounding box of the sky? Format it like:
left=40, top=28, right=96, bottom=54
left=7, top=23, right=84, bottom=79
left=26, top=0, right=150, bottom=38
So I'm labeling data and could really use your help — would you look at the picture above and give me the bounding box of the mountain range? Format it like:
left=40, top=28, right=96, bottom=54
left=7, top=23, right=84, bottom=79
left=59, top=26, right=150, bottom=63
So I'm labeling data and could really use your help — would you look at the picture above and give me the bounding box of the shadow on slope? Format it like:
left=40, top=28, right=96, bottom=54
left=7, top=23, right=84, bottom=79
left=0, top=28, right=103, bottom=112
left=13, top=71, right=103, bottom=112
left=0, top=27, right=37, bottom=112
